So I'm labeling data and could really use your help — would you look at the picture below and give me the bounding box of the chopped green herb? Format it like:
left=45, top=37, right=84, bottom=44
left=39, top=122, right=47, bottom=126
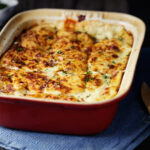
left=57, top=50, right=63, bottom=54
left=85, top=76, right=94, bottom=82
left=86, top=94, right=91, bottom=98
left=85, top=77, right=90, bottom=82
left=126, top=54, right=130, bottom=56
left=98, top=51, right=102, bottom=54
left=104, top=37, right=108, bottom=40
left=112, top=61, right=116, bottom=64
left=8, top=74, right=13, bottom=78
left=13, top=60, right=18, bottom=63
left=86, top=71, right=92, bottom=75
left=44, top=68, right=49, bottom=72
left=47, top=35, right=52, bottom=39
left=71, top=45, right=75, bottom=49
left=49, top=46, right=52, bottom=49
left=57, top=94, right=61, bottom=97
left=50, top=59, right=54, bottom=63
left=106, top=81, right=110, bottom=86
left=52, top=74, right=56, bottom=78
left=61, top=70, right=67, bottom=74
left=105, top=63, right=109, bottom=67
left=104, top=74, right=109, bottom=79
left=17, top=47, right=23, bottom=52
left=119, top=36, right=124, bottom=41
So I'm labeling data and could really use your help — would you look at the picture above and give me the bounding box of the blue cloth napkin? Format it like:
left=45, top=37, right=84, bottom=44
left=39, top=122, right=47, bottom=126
left=0, top=48, right=150, bottom=150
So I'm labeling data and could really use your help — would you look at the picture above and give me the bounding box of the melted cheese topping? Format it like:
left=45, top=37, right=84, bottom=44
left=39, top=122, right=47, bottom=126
left=0, top=18, right=133, bottom=103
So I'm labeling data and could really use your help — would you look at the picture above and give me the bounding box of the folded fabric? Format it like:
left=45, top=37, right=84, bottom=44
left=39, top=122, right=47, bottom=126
left=0, top=48, right=150, bottom=150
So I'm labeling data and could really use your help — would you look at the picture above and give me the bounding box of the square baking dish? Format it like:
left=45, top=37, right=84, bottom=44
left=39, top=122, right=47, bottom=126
left=0, top=9, right=145, bottom=135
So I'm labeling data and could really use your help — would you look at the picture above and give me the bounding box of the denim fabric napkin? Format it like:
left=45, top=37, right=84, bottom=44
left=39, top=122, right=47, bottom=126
left=0, top=48, right=150, bottom=150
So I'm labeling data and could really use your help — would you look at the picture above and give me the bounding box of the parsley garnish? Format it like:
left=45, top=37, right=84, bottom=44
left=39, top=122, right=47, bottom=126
left=85, top=77, right=90, bottom=82
left=112, top=61, right=116, bottom=64
left=103, top=74, right=111, bottom=85
left=98, top=51, right=102, bottom=54
left=57, top=50, right=63, bottom=54
left=47, top=35, right=52, bottom=39
left=119, top=36, right=124, bottom=41
left=86, top=71, right=92, bottom=75
left=106, top=81, right=110, bottom=86
left=8, top=74, right=13, bottom=78
left=85, top=76, right=94, bottom=82
left=49, top=46, right=52, bottom=49
left=17, top=47, right=23, bottom=52
left=61, top=70, right=67, bottom=74
left=86, top=94, right=91, bottom=98
left=104, top=74, right=109, bottom=79
left=71, top=45, right=75, bottom=49
left=44, top=68, right=49, bottom=72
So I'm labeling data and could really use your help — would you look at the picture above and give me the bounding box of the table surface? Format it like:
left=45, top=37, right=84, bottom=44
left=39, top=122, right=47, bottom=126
left=0, top=136, right=150, bottom=150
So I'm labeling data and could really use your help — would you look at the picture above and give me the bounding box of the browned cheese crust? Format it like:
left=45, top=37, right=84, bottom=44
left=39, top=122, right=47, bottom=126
left=0, top=17, right=133, bottom=102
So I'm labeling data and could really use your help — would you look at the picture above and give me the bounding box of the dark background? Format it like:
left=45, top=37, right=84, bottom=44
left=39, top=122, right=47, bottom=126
left=0, top=0, right=150, bottom=150
left=14, top=0, right=150, bottom=47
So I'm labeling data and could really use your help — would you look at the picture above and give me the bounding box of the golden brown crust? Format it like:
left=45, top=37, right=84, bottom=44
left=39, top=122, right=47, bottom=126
left=0, top=18, right=133, bottom=102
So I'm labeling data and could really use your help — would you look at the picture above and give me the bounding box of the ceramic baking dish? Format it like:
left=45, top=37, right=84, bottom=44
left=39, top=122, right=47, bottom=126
left=0, top=9, right=145, bottom=135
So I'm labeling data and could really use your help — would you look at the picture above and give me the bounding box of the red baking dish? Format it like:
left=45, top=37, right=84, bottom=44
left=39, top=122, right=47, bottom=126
left=0, top=9, right=145, bottom=135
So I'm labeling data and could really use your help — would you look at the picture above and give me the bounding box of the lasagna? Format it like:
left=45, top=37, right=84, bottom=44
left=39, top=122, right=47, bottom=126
left=0, top=16, right=133, bottom=103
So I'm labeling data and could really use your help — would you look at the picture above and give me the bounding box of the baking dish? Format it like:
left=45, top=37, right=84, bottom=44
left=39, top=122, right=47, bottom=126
left=0, top=9, right=145, bottom=135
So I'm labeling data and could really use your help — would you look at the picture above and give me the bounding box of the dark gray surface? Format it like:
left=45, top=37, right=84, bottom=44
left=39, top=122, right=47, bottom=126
left=17, top=0, right=128, bottom=12
left=13, top=0, right=150, bottom=47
